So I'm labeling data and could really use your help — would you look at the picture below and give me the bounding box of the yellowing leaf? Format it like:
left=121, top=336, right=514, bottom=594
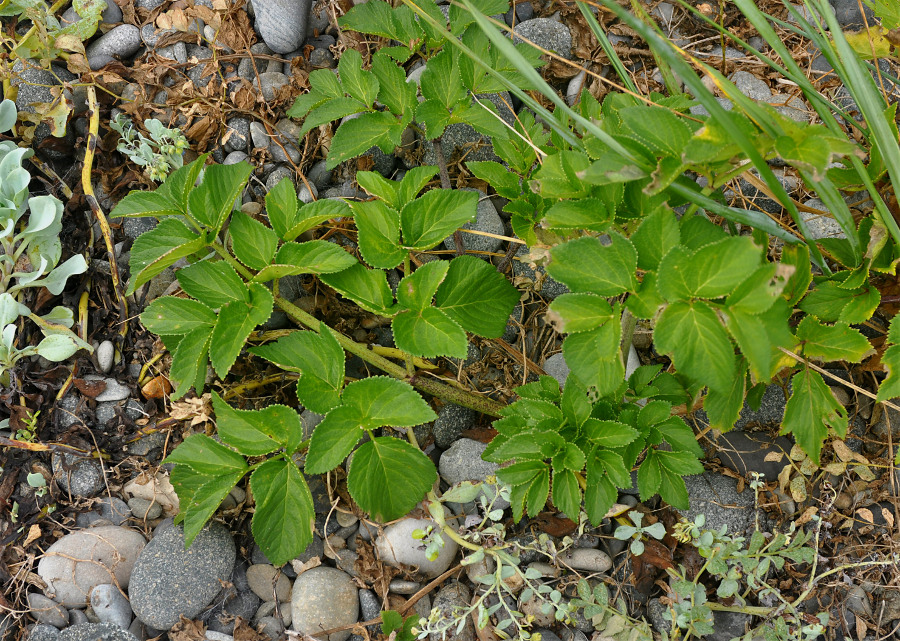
left=789, top=475, right=807, bottom=502
left=842, top=27, right=897, bottom=60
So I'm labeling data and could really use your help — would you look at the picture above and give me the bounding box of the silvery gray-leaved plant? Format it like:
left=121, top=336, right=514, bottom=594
left=0, top=99, right=91, bottom=385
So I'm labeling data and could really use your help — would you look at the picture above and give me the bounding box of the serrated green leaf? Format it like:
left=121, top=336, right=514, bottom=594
left=724, top=299, right=794, bottom=381
left=178, top=468, right=248, bottom=546
left=397, top=166, right=439, bottom=207
left=212, top=391, right=304, bottom=455
left=654, top=417, right=703, bottom=457
left=250, top=458, right=314, bottom=566
left=782, top=368, right=847, bottom=465
left=265, top=176, right=299, bottom=240
left=547, top=233, right=638, bottom=296
left=625, top=271, right=665, bottom=320
left=584, top=474, right=617, bottom=526
left=397, top=261, right=449, bottom=311
left=795, top=316, right=873, bottom=363
left=187, top=162, right=253, bottom=232
left=630, top=208, right=680, bottom=272
left=252, top=240, right=357, bottom=283
left=400, top=189, right=477, bottom=250
left=320, top=263, right=396, bottom=316
left=799, top=278, right=880, bottom=323
left=109, top=190, right=181, bottom=219
left=169, top=325, right=212, bottom=399
left=482, top=431, right=546, bottom=462
left=249, top=325, right=345, bottom=414
left=209, top=283, right=274, bottom=377
left=415, top=99, right=452, bottom=139
left=434, top=255, right=519, bottom=337
left=725, top=263, right=789, bottom=314
left=466, top=161, right=521, bottom=199
left=348, top=436, right=438, bottom=522
left=561, top=377, right=591, bottom=428
left=583, top=418, right=639, bottom=447
left=128, top=218, right=207, bottom=294
left=230, top=211, right=279, bottom=270
left=548, top=293, right=614, bottom=334
left=392, top=307, right=467, bottom=358
left=658, top=236, right=762, bottom=302
left=619, top=105, right=694, bottom=157
left=305, top=404, right=365, bottom=473
left=356, top=171, right=400, bottom=207
left=177, top=261, right=247, bottom=308
left=339, top=49, right=379, bottom=107
left=654, top=300, right=735, bottom=393
left=703, top=359, right=747, bottom=431
left=781, top=243, right=812, bottom=306
left=551, top=468, right=581, bottom=519
left=657, top=464, right=690, bottom=509
left=561, top=317, right=622, bottom=392
left=283, top=199, right=352, bottom=241
left=420, top=47, right=467, bottom=109
left=498, top=460, right=547, bottom=487
left=141, top=296, right=216, bottom=335
left=542, top=198, right=613, bottom=232
left=299, top=97, right=367, bottom=138
left=373, top=52, right=417, bottom=116
left=165, top=433, right=248, bottom=475
left=590, top=448, right=631, bottom=487
left=327, top=112, right=403, bottom=170
left=351, top=199, right=405, bottom=270
left=343, top=376, right=436, bottom=429
left=877, top=344, right=900, bottom=402
left=637, top=452, right=661, bottom=500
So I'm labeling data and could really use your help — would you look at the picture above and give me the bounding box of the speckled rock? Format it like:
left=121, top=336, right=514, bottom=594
left=252, top=0, right=311, bottom=53
left=290, top=567, right=358, bottom=641
left=57, top=623, right=139, bottom=641
left=38, top=526, right=146, bottom=607
left=27, top=594, right=69, bottom=628
left=430, top=583, right=473, bottom=641
left=52, top=452, right=105, bottom=498
left=443, top=189, right=504, bottom=256
left=128, top=522, right=235, bottom=629
left=434, top=403, right=476, bottom=449
left=246, top=565, right=292, bottom=602
left=91, top=584, right=133, bottom=629
left=512, top=19, right=572, bottom=59
left=85, top=25, right=141, bottom=70
left=375, top=518, right=459, bottom=578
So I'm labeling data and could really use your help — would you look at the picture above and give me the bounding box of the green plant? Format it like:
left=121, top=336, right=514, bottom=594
left=26, top=470, right=48, bottom=496
left=14, top=408, right=39, bottom=442
left=614, top=510, right=667, bottom=556
left=0, top=98, right=91, bottom=385
left=0, top=0, right=104, bottom=64
left=110, top=115, right=189, bottom=182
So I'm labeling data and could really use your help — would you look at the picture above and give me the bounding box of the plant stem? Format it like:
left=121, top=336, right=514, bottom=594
left=207, top=241, right=505, bottom=415
left=440, top=524, right=483, bottom=552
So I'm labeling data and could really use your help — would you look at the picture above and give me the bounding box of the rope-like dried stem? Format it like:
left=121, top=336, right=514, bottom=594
left=82, top=85, right=128, bottom=340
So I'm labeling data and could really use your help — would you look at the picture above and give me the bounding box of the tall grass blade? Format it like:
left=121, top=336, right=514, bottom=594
left=576, top=1, right=638, bottom=94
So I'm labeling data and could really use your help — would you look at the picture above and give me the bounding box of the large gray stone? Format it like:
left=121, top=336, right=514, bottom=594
left=91, top=584, right=133, bottom=629
left=828, top=0, right=876, bottom=29
left=253, top=0, right=312, bottom=53
left=421, top=92, right=515, bottom=166
left=443, top=189, right=504, bottom=256
left=38, top=526, right=146, bottom=607
left=800, top=198, right=847, bottom=240
left=677, top=473, right=756, bottom=534
left=85, top=25, right=142, bottom=70
left=429, top=583, right=473, bottom=641
left=27, top=593, right=69, bottom=628
left=375, top=518, right=458, bottom=578
left=52, top=452, right=105, bottom=498
left=712, top=431, right=793, bottom=481
left=433, top=404, right=475, bottom=450
left=10, top=60, right=76, bottom=159
left=57, top=623, right=138, bottom=641
left=512, top=19, right=572, bottom=59
left=290, top=567, right=358, bottom=641
left=128, top=522, right=235, bottom=629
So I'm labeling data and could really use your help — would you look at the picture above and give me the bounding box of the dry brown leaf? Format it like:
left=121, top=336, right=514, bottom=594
left=74, top=378, right=108, bottom=398
left=883, top=507, right=895, bottom=528
left=857, top=507, right=874, bottom=524
left=856, top=616, right=867, bottom=640
left=764, top=451, right=784, bottom=462
left=794, top=507, right=818, bottom=527
left=832, top=439, right=855, bottom=462
left=789, top=475, right=807, bottom=503
left=142, top=375, right=173, bottom=399
left=23, top=524, right=41, bottom=548
left=233, top=619, right=267, bottom=641
left=169, top=617, right=206, bottom=641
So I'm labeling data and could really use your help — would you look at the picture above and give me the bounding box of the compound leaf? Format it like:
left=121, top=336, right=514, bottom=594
left=177, top=261, right=247, bottom=308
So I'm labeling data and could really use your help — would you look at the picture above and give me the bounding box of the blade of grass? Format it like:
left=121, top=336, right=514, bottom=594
left=810, top=0, right=900, bottom=248
left=576, top=1, right=638, bottom=94
left=726, top=0, right=900, bottom=249
left=596, top=0, right=830, bottom=271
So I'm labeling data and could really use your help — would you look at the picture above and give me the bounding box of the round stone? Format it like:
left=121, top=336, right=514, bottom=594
left=38, top=526, right=146, bottom=607
left=375, top=518, right=458, bottom=579
left=290, top=567, right=359, bottom=641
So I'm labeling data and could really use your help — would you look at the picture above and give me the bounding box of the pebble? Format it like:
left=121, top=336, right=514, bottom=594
left=430, top=583, right=474, bottom=641
left=224, top=118, right=251, bottom=153
left=28, top=593, right=70, bottom=628
left=434, top=404, right=476, bottom=449
left=69, top=610, right=90, bottom=625
left=298, top=183, right=317, bottom=204
left=30, top=625, right=61, bottom=641
left=271, top=119, right=302, bottom=164
left=290, top=567, right=359, bottom=641
left=259, top=72, right=290, bottom=101
left=443, top=189, right=504, bottom=256
left=266, top=166, right=295, bottom=192
left=123, top=471, right=179, bottom=517
left=512, top=19, right=573, bottom=59
left=205, top=633, right=234, bottom=641
left=511, top=245, right=568, bottom=299
left=388, top=580, right=421, bottom=595
left=76, top=497, right=132, bottom=528
left=80, top=376, right=131, bottom=402
left=246, top=565, right=292, bottom=602
left=253, top=601, right=291, bottom=626
left=730, top=70, right=771, bottom=102
left=258, top=617, right=282, bottom=640
left=542, top=353, right=569, bottom=386
left=96, top=341, right=115, bottom=374
left=800, top=198, right=847, bottom=240
left=91, top=585, right=133, bottom=629
left=128, top=522, right=235, bottom=629
left=828, top=0, right=876, bottom=29
left=85, top=25, right=142, bottom=70
left=358, top=590, right=380, bottom=633
left=558, top=548, right=612, bottom=573
left=250, top=121, right=270, bottom=149
left=505, top=0, right=534, bottom=26
left=225, top=151, right=250, bottom=165
left=51, top=452, right=105, bottom=498
left=11, top=60, right=77, bottom=159
left=58, top=623, right=139, bottom=641
left=375, top=518, right=459, bottom=578
left=253, top=0, right=312, bottom=53
left=566, top=70, right=587, bottom=106
left=712, top=431, right=793, bottom=480
left=678, top=473, right=756, bottom=534
left=60, top=0, right=122, bottom=25
left=156, top=43, right=187, bottom=63
left=127, top=498, right=162, bottom=520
